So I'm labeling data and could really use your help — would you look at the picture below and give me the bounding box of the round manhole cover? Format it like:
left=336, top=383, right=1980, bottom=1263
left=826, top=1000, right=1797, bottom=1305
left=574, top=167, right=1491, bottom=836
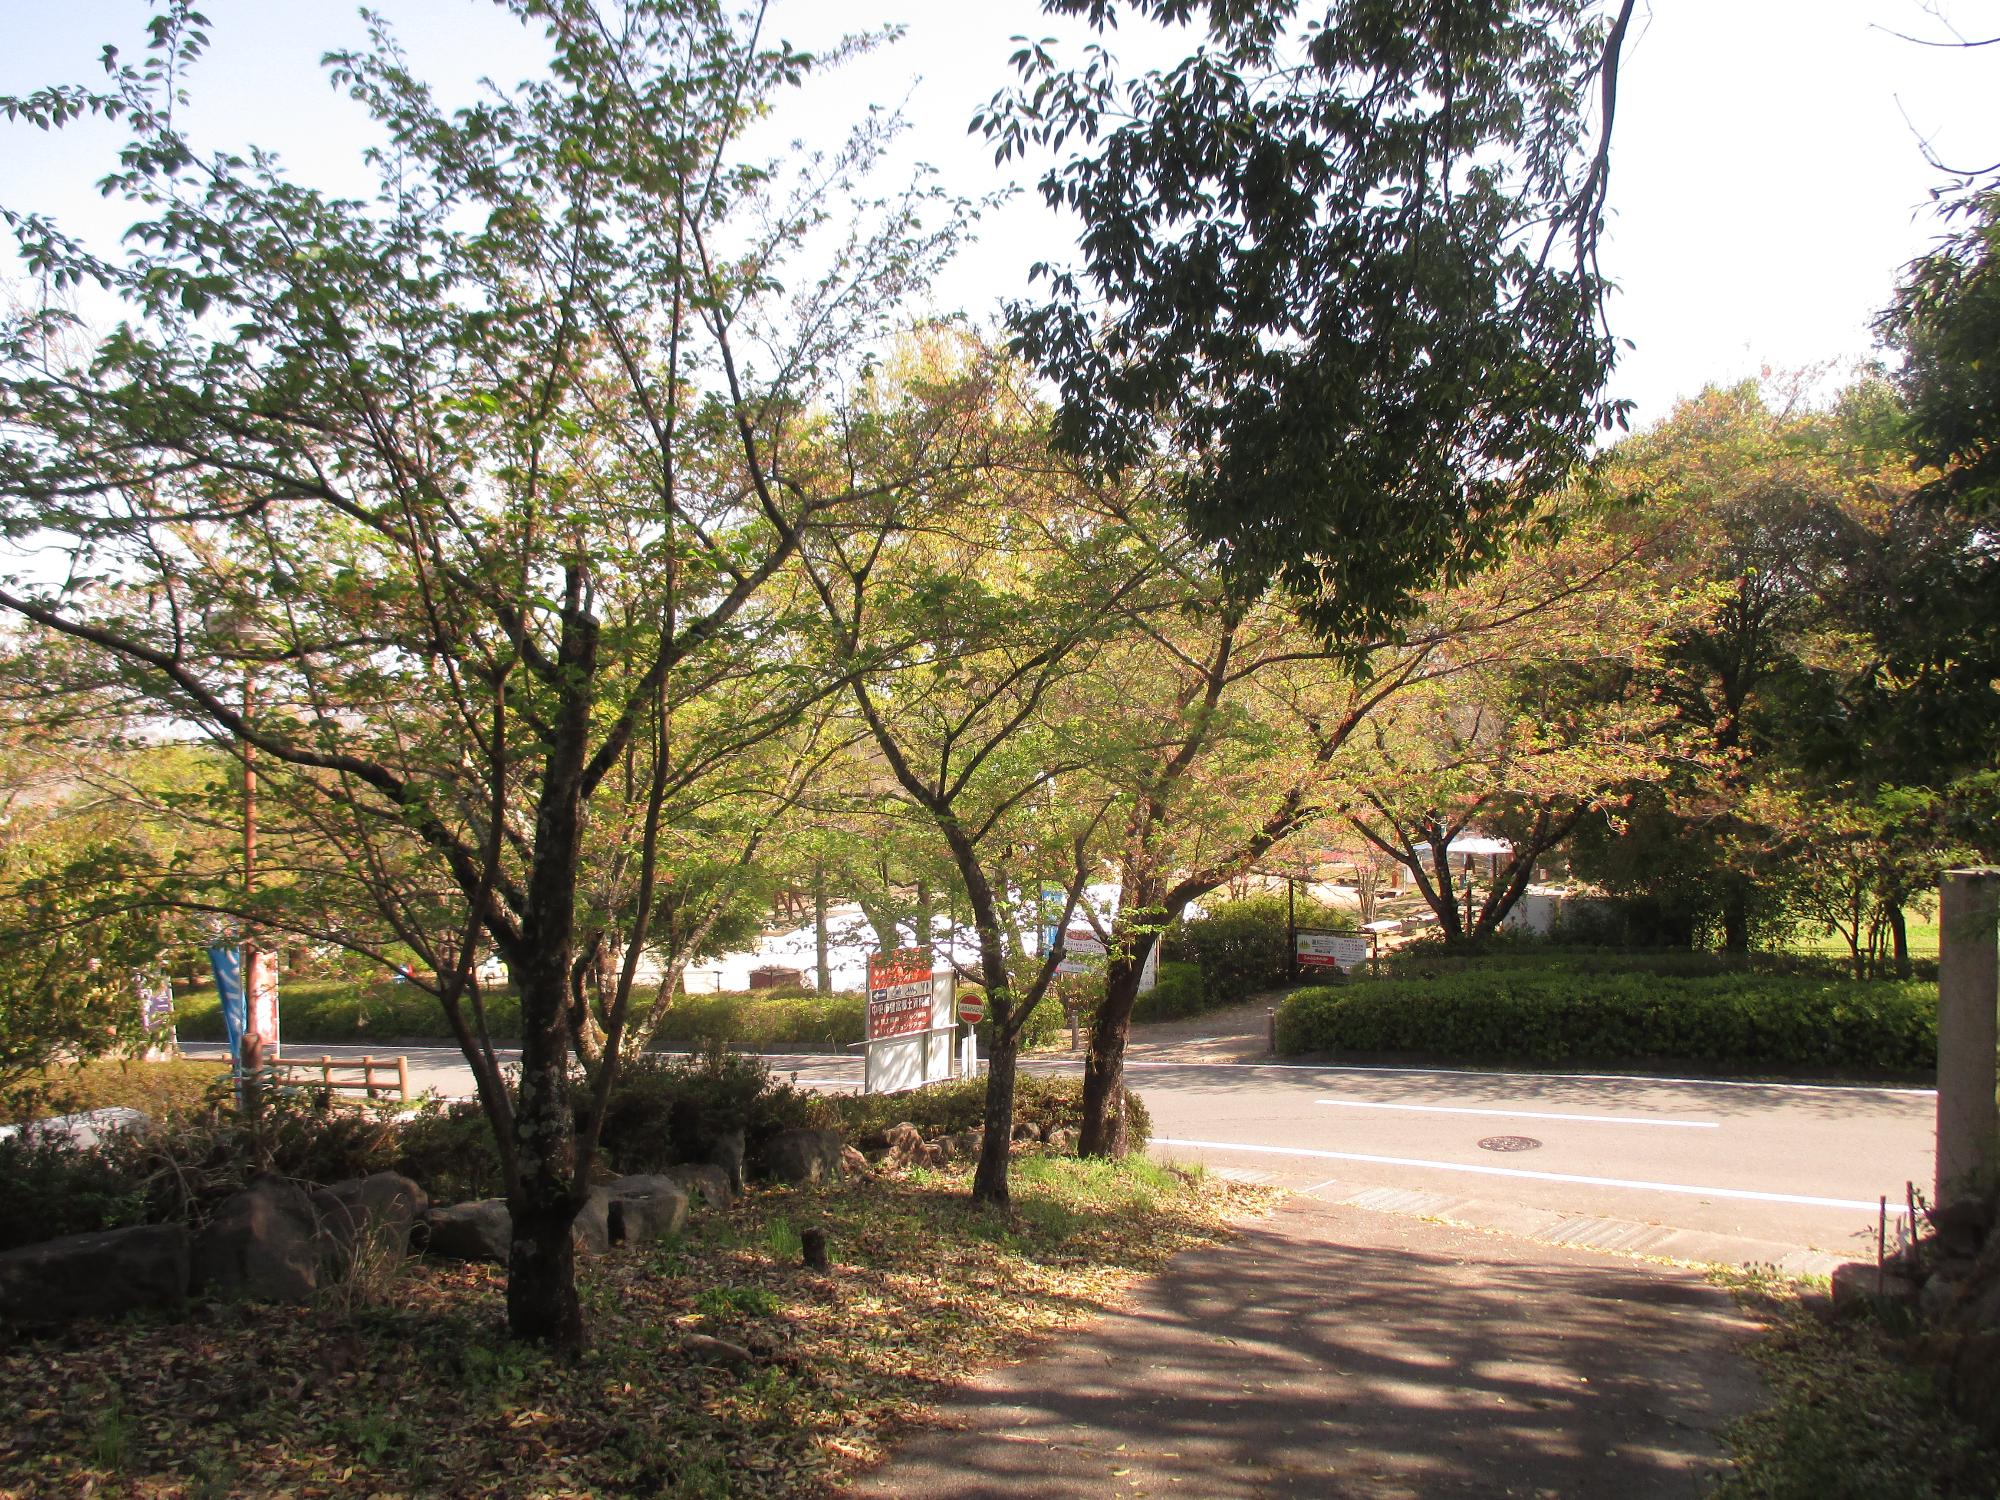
left=1478, top=1135, right=1543, bottom=1153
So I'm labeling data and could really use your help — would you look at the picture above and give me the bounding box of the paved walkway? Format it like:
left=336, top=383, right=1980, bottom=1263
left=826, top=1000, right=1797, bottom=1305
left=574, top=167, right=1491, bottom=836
left=844, top=1195, right=1763, bottom=1499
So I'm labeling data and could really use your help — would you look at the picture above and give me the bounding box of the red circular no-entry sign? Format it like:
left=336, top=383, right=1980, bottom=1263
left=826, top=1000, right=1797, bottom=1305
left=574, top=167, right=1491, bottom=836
left=958, top=992, right=985, bottom=1025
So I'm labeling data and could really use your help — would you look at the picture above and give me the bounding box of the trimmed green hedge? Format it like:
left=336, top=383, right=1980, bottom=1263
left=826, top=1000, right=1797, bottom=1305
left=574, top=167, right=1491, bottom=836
left=1274, top=968, right=1938, bottom=1074
left=1128, top=961, right=1206, bottom=1024
left=173, top=979, right=866, bottom=1050
left=172, top=978, right=523, bottom=1043
left=649, top=992, right=865, bottom=1050
left=1164, top=894, right=1353, bottom=1006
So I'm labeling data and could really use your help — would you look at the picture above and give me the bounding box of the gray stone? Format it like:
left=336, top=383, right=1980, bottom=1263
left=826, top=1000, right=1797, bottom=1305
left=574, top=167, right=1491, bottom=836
left=840, top=1145, right=872, bottom=1177
left=659, top=1163, right=735, bottom=1210
left=574, top=1189, right=613, bottom=1256
left=1830, top=1260, right=1919, bottom=1314
left=709, top=1130, right=746, bottom=1195
left=604, top=1174, right=689, bottom=1244
left=761, top=1127, right=845, bottom=1185
left=1047, top=1127, right=1080, bottom=1155
left=1011, top=1121, right=1039, bottom=1143
left=309, top=1172, right=429, bottom=1273
left=944, top=1129, right=984, bottom=1161
left=423, top=1199, right=512, bottom=1263
left=193, top=1176, right=321, bottom=1303
left=0, top=1223, right=190, bottom=1328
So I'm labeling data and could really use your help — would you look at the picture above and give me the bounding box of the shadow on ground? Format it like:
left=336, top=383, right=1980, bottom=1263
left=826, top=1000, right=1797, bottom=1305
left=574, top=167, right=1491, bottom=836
left=845, top=1196, right=1760, bottom=1499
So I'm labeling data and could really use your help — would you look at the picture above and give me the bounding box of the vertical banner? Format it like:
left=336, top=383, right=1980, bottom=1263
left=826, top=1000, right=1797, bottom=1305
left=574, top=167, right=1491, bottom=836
left=207, top=944, right=246, bottom=1064
left=134, top=971, right=175, bottom=1032
left=245, top=945, right=280, bottom=1057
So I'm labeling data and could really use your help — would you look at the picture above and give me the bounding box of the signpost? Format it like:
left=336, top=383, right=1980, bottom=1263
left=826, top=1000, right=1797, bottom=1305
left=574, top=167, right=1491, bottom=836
left=1295, top=928, right=1376, bottom=977
left=957, top=990, right=985, bottom=1026
left=863, top=948, right=969, bottom=1094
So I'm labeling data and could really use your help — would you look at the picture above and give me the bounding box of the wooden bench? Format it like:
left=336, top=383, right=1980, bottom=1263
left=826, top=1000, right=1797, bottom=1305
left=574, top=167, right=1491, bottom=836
left=269, top=1054, right=410, bottom=1102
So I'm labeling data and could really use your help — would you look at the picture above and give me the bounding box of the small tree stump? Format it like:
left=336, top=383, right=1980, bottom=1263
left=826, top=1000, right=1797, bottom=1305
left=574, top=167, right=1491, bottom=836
left=801, top=1226, right=830, bottom=1272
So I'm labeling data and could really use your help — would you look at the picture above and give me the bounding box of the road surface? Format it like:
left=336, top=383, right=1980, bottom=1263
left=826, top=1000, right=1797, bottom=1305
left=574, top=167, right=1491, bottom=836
left=190, top=1018, right=1933, bottom=1271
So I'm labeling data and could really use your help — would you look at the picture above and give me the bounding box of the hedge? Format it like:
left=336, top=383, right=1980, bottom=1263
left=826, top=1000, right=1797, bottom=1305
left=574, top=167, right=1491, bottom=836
left=1163, top=893, right=1353, bottom=1005
left=1274, top=968, right=1938, bottom=1075
left=173, top=979, right=867, bottom=1050
left=1128, top=961, right=1206, bottom=1024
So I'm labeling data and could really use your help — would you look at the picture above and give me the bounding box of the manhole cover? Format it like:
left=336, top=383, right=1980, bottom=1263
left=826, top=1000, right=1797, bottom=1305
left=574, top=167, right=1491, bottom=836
left=1477, top=1135, right=1543, bottom=1153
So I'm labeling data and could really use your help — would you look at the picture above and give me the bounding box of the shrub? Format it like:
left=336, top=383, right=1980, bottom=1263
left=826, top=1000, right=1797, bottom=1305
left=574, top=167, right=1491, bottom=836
left=0, top=1130, right=150, bottom=1249
left=1274, top=968, right=1937, bottom=1075
left=819, top=1072, right=1151, bottom=1152
left=1164, top=894, right=1352, bottom=1005
left=1128, top=961, right=1206, bottom=1024
left=395, top=1099, right=506, bottom=1203
left=600, top=1047, right=819, bottom=1174
left=174, top=977, right=525, bottom=1044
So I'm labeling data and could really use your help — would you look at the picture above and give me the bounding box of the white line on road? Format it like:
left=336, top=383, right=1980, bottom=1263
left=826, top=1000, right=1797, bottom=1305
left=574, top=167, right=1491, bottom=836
left=1123, top=1059, right=1935, bottom=1097
left=1152, top=1136, right=1910, bottom=1214
left=1318, top=1100, right=1719, bottom=1129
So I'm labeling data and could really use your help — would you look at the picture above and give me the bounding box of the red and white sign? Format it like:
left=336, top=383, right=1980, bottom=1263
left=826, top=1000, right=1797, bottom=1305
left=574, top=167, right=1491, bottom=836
left=1296, top=930, right=1372, bottom=972
left=867, top=948, right=935, bottom=1041
left=957, top=991, right=985, bottom=1026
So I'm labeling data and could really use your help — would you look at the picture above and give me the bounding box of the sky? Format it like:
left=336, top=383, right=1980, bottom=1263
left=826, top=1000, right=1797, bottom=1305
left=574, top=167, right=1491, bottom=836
left=0, top=0, right=1993, bottom=432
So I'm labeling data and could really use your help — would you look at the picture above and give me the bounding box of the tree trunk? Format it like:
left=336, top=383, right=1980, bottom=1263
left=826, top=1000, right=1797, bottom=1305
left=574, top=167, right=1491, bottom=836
left=813, top=868, right=833, bottom=994
left=1079, top=945, right=1147, bottom=1158
left=972, top=1010, right=1018, bottom=1204
left=916, top=878, right=934, bottom=949
left=507, top=953, right=586, bottom=1353
left=1888, top=904, right=1912, bottom=979
left=1721, top=886, right=1749, bottom=955
left=505, top=1194, right=583, bottom=1350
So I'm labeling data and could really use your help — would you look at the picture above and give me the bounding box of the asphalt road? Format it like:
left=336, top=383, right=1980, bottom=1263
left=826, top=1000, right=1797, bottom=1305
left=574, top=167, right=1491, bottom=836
left=193, top=1024, right=1935, bottom=1270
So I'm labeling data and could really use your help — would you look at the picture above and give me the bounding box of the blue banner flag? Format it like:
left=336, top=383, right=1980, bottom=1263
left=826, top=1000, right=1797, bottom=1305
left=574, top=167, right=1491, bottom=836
left=207, top=944, right=246, bottom=1065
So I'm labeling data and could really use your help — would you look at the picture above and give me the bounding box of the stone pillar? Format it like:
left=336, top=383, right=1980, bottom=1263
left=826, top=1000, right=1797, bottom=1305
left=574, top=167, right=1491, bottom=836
left=1936, top=868, right=2000, bottom=1206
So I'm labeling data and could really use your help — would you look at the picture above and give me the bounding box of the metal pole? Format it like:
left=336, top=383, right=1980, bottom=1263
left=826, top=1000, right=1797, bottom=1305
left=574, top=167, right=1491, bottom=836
left=1287, top=876, right=1297, bottom=982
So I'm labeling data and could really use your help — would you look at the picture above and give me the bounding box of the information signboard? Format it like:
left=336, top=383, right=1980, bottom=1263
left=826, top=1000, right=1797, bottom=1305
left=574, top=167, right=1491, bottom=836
left=1296, top=929, right=1373, bottom=973
left=867, top=947, right=935, bottom=1041
left=1043, top=924, right=1159, bottom=993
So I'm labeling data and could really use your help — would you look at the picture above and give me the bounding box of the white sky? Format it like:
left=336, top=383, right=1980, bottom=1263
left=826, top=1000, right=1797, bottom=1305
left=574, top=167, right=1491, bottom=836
left=1, top=0, right=1993, bottom=431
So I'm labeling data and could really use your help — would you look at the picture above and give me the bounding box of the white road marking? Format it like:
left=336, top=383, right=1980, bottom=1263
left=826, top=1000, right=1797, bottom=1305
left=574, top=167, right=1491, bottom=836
left=1151, top=1136, right=1911, bottom=1214
left=1121, top=1059, right=1935, bottom=1097
left=1318, top=1100, right=1719, bottom=1129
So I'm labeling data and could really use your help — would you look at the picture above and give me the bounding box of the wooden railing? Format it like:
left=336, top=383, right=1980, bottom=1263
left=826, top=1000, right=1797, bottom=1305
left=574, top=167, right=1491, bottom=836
left=269, top=1054, right=410, bottom=1102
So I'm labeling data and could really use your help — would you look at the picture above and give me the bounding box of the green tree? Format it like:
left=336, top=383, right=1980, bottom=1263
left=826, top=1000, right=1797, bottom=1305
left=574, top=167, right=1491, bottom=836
left=0, top=1, right=951, bottom=1351
left=977, top=0, right=1636, bottom=641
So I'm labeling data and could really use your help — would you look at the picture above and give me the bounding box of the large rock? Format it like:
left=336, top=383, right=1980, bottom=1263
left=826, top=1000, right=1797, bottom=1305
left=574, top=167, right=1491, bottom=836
left=761, top=1128, right=845, bottom=1185
left=423, top=1199, right=512, bottom=1263
left=0, top=1223, right=190, bottom=1328
left=574, top=1189, right=613, bottom=1256
left=310, top=1172, right=429, bottom=1274
left=604, top=1175, right=690, bottom=1244
left=192, top=1177, right=321, bottom=1303
left=660, top=1163, right=734, bottom=1210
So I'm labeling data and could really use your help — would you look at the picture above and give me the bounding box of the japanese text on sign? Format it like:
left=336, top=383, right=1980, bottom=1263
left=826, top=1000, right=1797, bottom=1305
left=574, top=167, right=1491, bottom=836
left=1296, top=929, right=1372, bottom=972
left=867, top=947, right=935, bottom=1041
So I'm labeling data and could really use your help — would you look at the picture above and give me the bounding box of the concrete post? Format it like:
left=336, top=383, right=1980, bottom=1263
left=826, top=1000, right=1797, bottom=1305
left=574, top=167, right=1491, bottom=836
left=1936, top=868, right=2000, bottom=1206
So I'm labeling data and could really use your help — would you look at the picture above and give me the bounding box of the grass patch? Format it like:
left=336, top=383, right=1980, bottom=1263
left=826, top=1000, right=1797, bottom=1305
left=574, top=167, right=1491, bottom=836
left=0, top=1155, right=1268, bottom=1497
left=14, top=1056, right=230, bottom=1122
left=1714, top=1270, right=2000, bottom=1498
